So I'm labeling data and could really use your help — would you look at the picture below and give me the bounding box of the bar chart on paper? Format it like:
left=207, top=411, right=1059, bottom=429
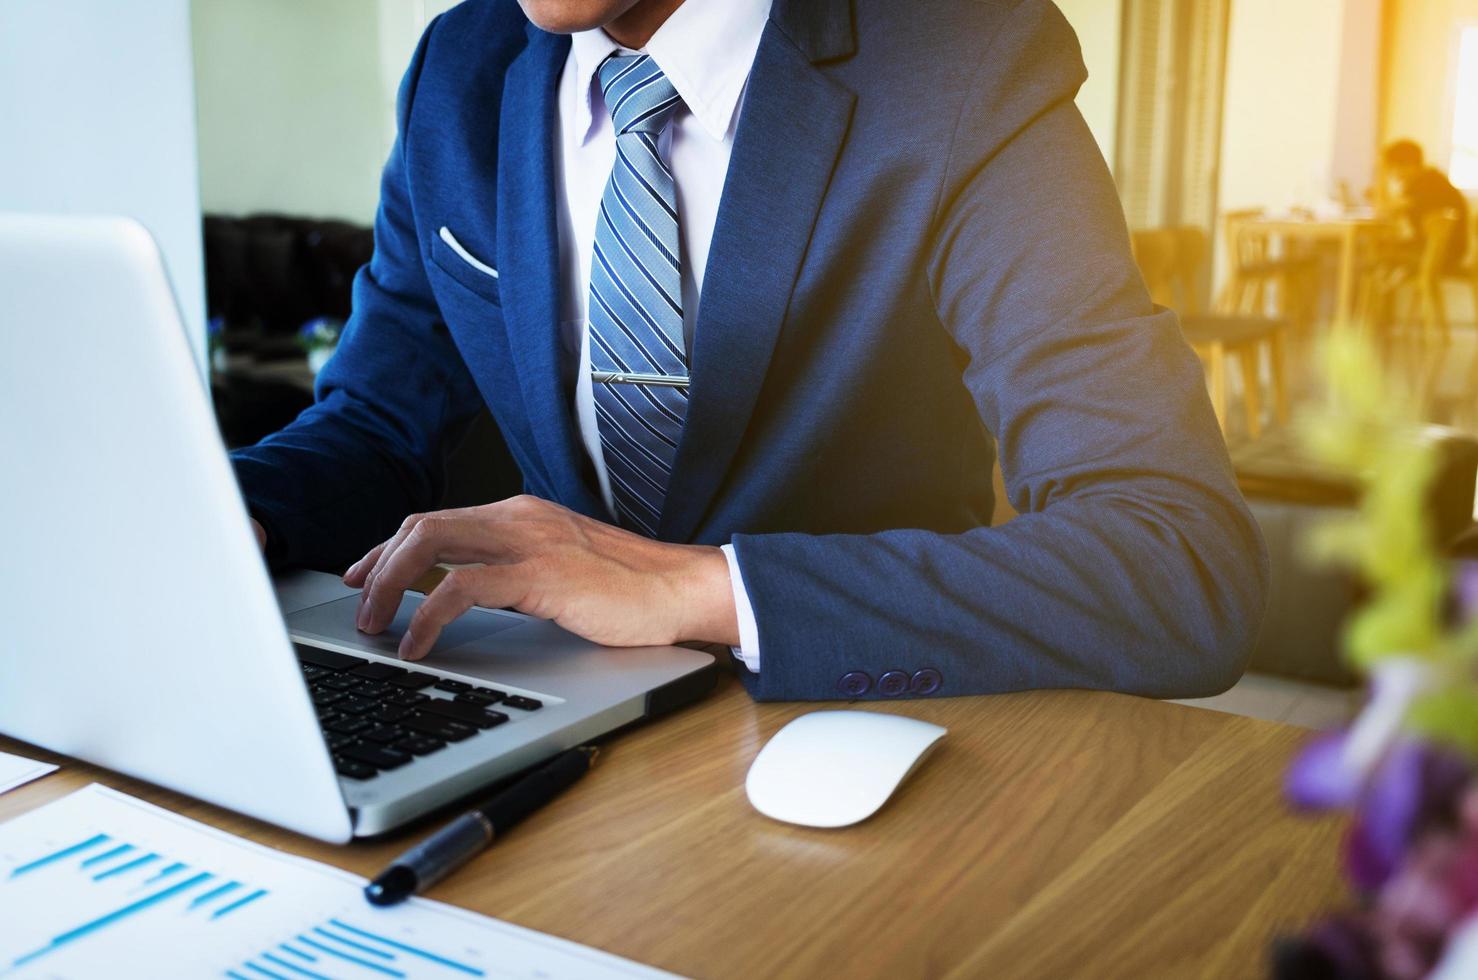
left=0, top=784, right=678, bottom=979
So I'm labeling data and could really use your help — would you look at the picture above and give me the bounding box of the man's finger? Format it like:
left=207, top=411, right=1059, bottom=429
left=359, top=499, right=550, bottom=628
left=361, top=518, right=520, bottom=634
left=357, top=513, right=431, bottom=625
left=343, top=540, right=388, bottom=586
left=398, top=566, right=524, bottom=661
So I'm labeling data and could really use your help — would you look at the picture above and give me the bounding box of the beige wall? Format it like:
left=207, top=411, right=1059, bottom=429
left=1055, top=0, right=1124, bottom=167
left=1219, top=0, right=1381, bottom=216
left=1383, top=0, right=1478, bottom=175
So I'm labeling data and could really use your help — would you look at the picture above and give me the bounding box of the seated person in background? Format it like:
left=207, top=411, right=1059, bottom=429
left=1377, top=140, right=1470, bottom=272
left=233, top=0, right=1269, bottom=702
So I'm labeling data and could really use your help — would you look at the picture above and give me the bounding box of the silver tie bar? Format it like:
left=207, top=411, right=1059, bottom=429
left=591, top=370, right=690, bottom=389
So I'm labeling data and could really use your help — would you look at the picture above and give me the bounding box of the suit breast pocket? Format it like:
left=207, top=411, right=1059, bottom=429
left=428, top=227, right=502, bottom=306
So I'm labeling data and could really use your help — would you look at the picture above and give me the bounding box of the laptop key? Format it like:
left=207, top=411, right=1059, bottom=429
left=300, top=663, right=329, bottom=681
left=339, top=743, right=412, bottom=771
left=362, top=724, right=406, bottom=746
left=385, top=691, right=430, bottom=707
left=326, top=732, right=357, bottom=751
left=389, top=672, right=438, bottom=690
left=349, top=679, right=393, bottom=699
left=348, top=662, right=408, bottom=682
left=327, top=716, right=372, bottom=736
left=334, top=758, right=378, bottom=780
left=476, top=687, right=508, bottom=701
left=421, top=698, right=504, bottom=729
left=336, top=696, right=377, bottom=716
left=311, top=689, right=345, bottom=708
left=502, top=695, right=543, bottom=711
left=403, top=713, right=477, bottom=742
left=371, top=704, right=413, bottom=724
left=393, top=735, right=446, bottom=756
left=455, top=692, right=498, bottom=708
left=433, top=679, right=472, bottom=694
left=295, top=645, right=368, bottom=672
left=317, top=675, right=357, bottom=692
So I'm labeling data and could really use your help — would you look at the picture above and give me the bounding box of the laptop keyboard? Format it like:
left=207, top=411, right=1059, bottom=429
left=294, top=643, right=543, bottom=782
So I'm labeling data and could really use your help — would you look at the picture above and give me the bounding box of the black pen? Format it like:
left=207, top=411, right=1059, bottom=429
left=364, top=745, right=600, bottom=906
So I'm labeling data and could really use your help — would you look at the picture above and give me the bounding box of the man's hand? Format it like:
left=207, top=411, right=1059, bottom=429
left=342, top=496, right=740, bottom=661
left=250, top=518, right=267, bottom=552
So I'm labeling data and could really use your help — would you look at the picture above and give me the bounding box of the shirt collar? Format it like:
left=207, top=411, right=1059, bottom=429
left=568, top=0, right=772, bottom=144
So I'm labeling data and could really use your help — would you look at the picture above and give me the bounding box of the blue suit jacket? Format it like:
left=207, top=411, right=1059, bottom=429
left=232, top=0, right=1269, bottom=702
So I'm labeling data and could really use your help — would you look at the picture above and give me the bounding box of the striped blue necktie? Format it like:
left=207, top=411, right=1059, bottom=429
left=588, top=54, right=688, bottom=536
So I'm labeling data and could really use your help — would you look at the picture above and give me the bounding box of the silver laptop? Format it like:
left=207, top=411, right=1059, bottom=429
left=0, top=213, right=716, bottom=842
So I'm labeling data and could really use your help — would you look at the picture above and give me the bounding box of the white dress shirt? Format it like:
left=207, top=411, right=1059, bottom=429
left=551, top=0, right=771, bottom=670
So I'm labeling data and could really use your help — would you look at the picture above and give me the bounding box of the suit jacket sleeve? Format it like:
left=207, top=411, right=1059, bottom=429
left=230, top=16, right=485, bottom=572
left=729, top=0, right=1269, bottom=701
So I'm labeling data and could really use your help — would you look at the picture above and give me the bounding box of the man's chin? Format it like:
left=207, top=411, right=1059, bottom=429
left=515, top=0, right=642, bottom=35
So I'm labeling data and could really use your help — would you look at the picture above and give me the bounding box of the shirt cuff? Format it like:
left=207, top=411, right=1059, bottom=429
left=720, top=543, right=761, bottom=673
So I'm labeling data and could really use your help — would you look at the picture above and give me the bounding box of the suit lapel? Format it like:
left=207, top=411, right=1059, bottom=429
left=659, top=15, right=856, bottom=542
left=495, top=26, right=605, bottom=518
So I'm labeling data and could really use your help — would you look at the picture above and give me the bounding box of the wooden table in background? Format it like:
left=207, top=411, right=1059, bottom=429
left=1244, top=215, right=1393, bottom=326
left=0, top=678, right=1349, bottom=979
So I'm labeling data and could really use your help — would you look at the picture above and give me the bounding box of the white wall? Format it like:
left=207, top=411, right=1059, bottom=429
left=1056, top=0, right=1124, bottom=167
left=191, top=0, right=462, bottom=226
left=192, top=0, right=393, bottom=225
left=0, top=0, right=207, bottom=371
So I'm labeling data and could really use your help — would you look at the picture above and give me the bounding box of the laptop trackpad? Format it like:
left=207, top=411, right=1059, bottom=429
left=285, top=594, right=523, bottom=657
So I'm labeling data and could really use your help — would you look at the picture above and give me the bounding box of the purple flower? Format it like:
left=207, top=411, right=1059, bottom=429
left=1458, top=562, right=1478, bottom=623
left=1346, top=742, right=1471, bottom=892
left=1288, top=731, right=1366, bottom=810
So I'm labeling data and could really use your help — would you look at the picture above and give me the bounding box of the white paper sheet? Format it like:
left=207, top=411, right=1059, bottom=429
left=0, top=784, right=681, bottom=979
left=0, top=750, right=57, bottom=796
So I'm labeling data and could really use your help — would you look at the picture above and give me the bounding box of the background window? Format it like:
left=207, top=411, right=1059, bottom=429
left=1452, top=24, right=1478, bottom=190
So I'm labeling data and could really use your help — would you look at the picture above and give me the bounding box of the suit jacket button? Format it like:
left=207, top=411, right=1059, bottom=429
left=911, top=668, right=942, bottom=695
left=838, top=671, right=872, bottom=697
left=877, top=670, right=910, bottom=697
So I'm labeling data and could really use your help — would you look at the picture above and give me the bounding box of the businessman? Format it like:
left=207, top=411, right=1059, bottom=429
left=233, top=0, right=1269, bottom=701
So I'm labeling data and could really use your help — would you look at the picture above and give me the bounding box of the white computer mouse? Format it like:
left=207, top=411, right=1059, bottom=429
left=745, top=710, right=947, bottom=827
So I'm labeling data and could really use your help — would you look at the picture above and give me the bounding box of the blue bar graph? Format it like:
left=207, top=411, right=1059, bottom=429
left=212, top=887, right=269, bottom=920
left=6, top=832, right=275, bottom=972
left=311, top=926, right=395, bottom=959
left=9, top=833, right=111, bottom=877
left=192, top=880, right=243, bottom=909
left=278, top=943, right=318, bottom=962
left=329, top=920, right=486, bottom=976
left=243, top=962, right=290, bottom=980
left=295, top=935, right=406, bottom=977
left=80, top=843, right=135, bottom=869
left=93, top=852, right=159, bottom=882
left=11, top=828, right=494, bottom=980
left=144, top=860, right=189, bottom=885
left=11, top=871, right=214, bottom=968
left=260, top=950, right=333, bottom=980
left=235, top=919, right=487, bottom=978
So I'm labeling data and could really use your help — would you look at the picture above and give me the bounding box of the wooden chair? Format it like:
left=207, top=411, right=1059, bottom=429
left=1215, top=209, right=1317, bottom=327
left=1132, top=226, right=1289, bottom=441
left=1358, top=209, right=1462, bottom=343
left=1442, top=215, right=1478, bottom=332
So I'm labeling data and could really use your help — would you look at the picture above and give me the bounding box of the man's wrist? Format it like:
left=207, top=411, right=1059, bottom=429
left=673, top=545, right=740, bottom=647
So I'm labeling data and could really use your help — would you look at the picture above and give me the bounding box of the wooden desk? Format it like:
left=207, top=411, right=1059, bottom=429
left=0, top=678, right=1347, bottom=979
left=1242, top=215, right=1392, bottom=326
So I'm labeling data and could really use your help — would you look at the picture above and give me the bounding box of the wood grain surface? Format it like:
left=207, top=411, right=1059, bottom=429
left=0, top=675, right=1349, bottom=979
